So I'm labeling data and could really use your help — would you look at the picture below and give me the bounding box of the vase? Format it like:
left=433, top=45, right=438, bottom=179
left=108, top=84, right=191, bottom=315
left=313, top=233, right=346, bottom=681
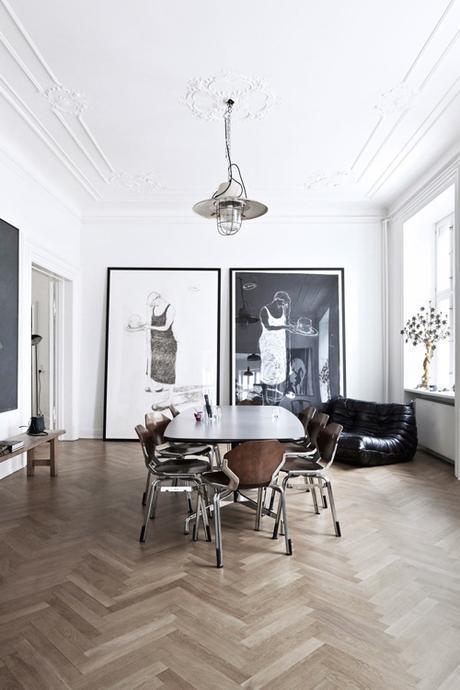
left=420, top=341, right=433, bottom=389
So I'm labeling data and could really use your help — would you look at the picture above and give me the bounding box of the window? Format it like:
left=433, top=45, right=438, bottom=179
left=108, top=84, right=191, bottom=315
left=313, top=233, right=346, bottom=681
left=434, top=213, right=455, bottom=390
left=403, top=185, right=455, bottom=393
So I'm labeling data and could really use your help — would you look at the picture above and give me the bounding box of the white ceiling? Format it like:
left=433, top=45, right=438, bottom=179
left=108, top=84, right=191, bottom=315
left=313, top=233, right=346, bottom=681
left=1, top=0, right=460, bottom=217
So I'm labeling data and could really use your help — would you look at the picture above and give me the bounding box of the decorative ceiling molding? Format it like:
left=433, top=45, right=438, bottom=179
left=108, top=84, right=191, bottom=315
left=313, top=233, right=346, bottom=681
left=304, top=170, right=357, bottom=191
left=109, top=171, right=161, bottom=193
left=350, top=0, right=458, bottom=181
left=373, top=82, right=417, bottom=117
left=367, top=77, right=460, bottom=198
left=43, top=84, right=87, bottom=116
left=184, top=72, right=277, bottom=120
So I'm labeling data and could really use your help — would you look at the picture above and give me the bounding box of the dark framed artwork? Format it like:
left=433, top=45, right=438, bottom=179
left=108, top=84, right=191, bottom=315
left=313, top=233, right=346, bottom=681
left=230, top=268, right=345, bottom=413
left=104, top=268, right=221, bottom=440
left=0, top=219, right=19, bottom=413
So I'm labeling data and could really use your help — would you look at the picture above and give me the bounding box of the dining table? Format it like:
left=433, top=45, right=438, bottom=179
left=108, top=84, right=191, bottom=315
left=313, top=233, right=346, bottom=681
left=164, top=404, right=305, bottom=445
left=164, top=404, right=305, bottom=527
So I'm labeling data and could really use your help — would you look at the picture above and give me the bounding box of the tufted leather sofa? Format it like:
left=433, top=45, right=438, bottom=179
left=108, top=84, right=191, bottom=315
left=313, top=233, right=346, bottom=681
left=321, top=397, right=417, bottom=466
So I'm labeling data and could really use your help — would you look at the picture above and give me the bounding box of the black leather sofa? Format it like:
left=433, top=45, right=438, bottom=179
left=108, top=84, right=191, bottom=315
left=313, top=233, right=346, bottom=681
left=321, top=396, right=418, bottom=466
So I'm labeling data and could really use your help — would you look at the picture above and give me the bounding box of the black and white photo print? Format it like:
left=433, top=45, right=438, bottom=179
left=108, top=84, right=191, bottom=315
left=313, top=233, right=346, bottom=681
left=104, top=268, right=220, bottom=439
left=230, top=269, right=345, bottom=412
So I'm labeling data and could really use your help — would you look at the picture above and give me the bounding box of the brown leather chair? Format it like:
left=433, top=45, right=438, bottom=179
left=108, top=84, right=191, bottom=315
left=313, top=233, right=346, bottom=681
left=282, top=406, right=318, bottom=456
left=202, top=440, right=292, bottom=567
left=277, top=422, right=343, bottom=538
left=136, top=421, right=211, bottom=544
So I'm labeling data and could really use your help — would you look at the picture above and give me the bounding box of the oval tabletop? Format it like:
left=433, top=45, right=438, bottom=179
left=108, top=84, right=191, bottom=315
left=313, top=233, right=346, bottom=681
left=164, top=405, right=304, bottom=444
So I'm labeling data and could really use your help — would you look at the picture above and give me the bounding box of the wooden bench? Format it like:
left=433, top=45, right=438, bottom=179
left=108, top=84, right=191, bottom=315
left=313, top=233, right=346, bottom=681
left=0, top=430, right=65, bottom=476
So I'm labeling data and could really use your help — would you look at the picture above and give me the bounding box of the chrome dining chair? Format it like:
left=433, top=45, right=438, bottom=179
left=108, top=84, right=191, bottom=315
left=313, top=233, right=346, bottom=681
left=275, top=422, right=343, bottom=538
left=141, top=410, right=213, bottom=505
left=202, top=440, right=291, bottom=568
left=136, top=421, right=212, bottom=543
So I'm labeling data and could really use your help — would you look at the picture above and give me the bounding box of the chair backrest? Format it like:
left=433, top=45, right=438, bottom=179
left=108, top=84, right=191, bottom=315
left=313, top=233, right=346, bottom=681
left=298, top=406, right=316, bottom=433
left=224, top=440, right=285, bottom=487
left=168, top=404, right=180, bottom=418
left=135, top=424, right=157, bottom=470
left=307, top=412, right=329, bottom=448
left=144, top=411, right=170, bottom=445
left=238, top=399, right=262, bottom=406
left=317, top=423, right=343, bottom=469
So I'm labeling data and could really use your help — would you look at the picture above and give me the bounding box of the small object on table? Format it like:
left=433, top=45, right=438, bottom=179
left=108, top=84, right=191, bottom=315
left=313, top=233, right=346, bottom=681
left=204, top=394, right=213, bottom=418
left=194, top=410, right=203, bottom=422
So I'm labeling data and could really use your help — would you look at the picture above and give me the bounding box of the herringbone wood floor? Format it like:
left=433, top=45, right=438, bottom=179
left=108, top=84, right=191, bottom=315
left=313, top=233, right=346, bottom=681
left=1, top=441, right=460, bottom=689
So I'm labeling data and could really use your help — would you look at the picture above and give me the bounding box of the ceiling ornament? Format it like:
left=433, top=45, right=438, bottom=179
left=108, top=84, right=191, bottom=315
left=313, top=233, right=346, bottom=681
left=192, top=99, right=268, bottom=236
left=374, top=82, right=417, bottom=118
left=304, top=170, right=356, bottom=191
left=109, top=172, right=161, bottom=193
left=43, top=84, right=88, bottom=116
left=184, top=72, right=276, bottom=120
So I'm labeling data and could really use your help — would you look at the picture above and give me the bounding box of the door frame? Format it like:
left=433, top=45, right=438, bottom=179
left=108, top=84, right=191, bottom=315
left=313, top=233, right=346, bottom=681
left=28, top=242, right=80, bottom=440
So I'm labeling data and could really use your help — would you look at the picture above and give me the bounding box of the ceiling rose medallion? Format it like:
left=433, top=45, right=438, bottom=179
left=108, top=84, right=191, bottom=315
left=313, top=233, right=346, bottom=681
left=185, top=71, right=277, bottom=120
left=43, top=85, right=88, bottom=116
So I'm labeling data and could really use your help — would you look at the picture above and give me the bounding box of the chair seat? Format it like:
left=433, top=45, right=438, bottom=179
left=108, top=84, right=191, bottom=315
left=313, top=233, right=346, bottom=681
left=282, top=456, right=323, bottom=473
left=158, top=442, right=211, bottom=457
left=156, top=457, right=211, bottom=475
left=282, top=440, right=309, bottom=454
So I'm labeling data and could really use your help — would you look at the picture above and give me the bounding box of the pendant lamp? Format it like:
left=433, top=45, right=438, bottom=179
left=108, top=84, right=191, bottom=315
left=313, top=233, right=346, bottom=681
left=193, top=99, right=268, bottom=235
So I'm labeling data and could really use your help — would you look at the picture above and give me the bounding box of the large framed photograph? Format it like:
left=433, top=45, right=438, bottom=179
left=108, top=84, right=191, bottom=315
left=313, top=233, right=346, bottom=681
left=0, top=219, right=19, bottom=413
left=230, top=268, right=345, bottom=412
left=104, top=268, right=221, bottom=440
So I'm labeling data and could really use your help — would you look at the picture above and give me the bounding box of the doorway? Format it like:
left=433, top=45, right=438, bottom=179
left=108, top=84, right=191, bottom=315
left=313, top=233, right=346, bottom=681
left=31, top=267, right=60, bottom=430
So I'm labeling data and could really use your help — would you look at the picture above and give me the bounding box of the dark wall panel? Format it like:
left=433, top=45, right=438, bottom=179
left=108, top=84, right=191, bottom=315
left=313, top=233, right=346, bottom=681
left=0, top=218, right=19, bottom=413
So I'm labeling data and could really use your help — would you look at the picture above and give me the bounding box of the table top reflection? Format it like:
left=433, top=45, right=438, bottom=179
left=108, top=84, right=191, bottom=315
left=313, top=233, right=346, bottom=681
left=164, top=405, right=304, bottom=444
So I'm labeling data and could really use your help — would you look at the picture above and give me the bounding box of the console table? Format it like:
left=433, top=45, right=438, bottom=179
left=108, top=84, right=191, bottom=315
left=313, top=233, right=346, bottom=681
left=0, top=430, right=65, bottom=476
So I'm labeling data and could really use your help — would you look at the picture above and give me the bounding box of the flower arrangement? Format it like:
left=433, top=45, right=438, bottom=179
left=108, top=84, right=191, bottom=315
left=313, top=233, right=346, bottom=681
left=401, top=301, right=450, bottom=389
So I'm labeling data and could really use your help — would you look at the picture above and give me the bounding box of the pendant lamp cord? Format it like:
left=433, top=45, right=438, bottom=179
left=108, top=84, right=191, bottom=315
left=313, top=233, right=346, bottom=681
left=213, top=100, right=247, bottom=200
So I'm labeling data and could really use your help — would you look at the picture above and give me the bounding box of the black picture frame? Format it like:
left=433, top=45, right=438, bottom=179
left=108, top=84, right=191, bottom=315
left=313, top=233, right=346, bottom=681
left=229, top=268, right=346, bottom=412
left=0, top=218, right=19, bottom=413
left=104, top=267, right=221, bottom=440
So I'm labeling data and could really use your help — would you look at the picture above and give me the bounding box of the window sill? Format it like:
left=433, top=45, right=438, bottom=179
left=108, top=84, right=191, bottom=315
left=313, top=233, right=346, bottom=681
left=405, top=388, right=455, bottom=406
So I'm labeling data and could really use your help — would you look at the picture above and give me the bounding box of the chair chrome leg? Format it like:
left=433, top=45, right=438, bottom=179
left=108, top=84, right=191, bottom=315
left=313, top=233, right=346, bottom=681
left=142, top=471, right=150, bottom=506
left=185, top=482, right=193, bottom=515
left=272, top=488, right=282, bottom=539
left=255, top=487, right=264, bottom=531
left=140, top=479, right=159, bottom=542
left=279, top=490, right=293, bottom=555
left=192, top=491, right=202, bottom=541
left=325, top=480, right=341, bottom=537
left=200, top=487, right=212, bottom=542
left=213, top=491, right=223, bottom=567
left=309, top=478, right=320, bottom=514
left=150, top=481, right=160, bottom=519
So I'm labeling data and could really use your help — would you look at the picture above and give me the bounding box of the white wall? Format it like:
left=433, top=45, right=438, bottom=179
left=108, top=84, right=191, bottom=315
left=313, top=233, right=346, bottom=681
left=0, top=149, right=81, bottom=479
left=80, top=216, right=384, bottom=438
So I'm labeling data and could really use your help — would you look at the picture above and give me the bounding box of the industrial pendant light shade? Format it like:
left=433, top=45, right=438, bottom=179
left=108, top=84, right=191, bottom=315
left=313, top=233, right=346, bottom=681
left=192, top=99, right=267, bottom=235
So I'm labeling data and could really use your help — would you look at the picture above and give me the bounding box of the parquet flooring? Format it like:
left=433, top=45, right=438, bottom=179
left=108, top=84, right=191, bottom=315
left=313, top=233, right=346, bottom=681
left=1, top=441, right=460, bottom=689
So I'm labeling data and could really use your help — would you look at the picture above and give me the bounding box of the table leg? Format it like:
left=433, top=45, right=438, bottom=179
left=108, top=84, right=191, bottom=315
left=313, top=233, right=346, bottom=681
left=49, top=438, right=58, bottom=476
left=27, top=447, right=35, bottom=476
